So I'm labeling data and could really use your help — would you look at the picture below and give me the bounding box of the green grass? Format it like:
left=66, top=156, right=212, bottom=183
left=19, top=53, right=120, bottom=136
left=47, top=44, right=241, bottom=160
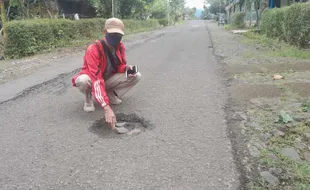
left=245, top=98, right=310, bottom=189
left=224, top=24, right=238, bottom=30
left=260, top=128, right=310, bottom=188
left=261, top=147, right=310, bottom=188
left=242, top=32, right=310, bottom=60
left=269, top=48, right=310, bottom=60
left=248, top=183, right=268, bottom=190
left=224, top=24, right=256, bottom=30
left=301, top=102, right=310, bottom=112
left=247, top=176, right=269, bottom=190
left=242, top=50, right=261, bottom=59
left=236, top=29, right=310, bottom=188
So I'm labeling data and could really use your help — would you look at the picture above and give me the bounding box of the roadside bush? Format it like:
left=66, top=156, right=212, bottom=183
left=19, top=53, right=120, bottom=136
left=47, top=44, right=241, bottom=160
left=214, top=15, right=219, bottom=22
left=158, top=19, right=168, bottom=26
left=231, top=12, right=246, bottom=28
left=124, top=19, right=160, bottom=33
left=4, top=18, right=160, bottom=59
left=260, top=7, right=287, bottom=39
left=260, top=2, right=310, bottom=48
left=284, top=2, right=310, bottom=48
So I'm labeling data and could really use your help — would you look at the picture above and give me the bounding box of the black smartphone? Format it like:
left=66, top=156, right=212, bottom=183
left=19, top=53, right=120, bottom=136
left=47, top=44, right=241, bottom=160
left=126, top=65, right=138, bottom=78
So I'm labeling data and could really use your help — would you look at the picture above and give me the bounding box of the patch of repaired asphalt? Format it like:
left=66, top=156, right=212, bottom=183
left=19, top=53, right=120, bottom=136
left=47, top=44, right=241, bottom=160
left=89, top=113, right=154, bottom=139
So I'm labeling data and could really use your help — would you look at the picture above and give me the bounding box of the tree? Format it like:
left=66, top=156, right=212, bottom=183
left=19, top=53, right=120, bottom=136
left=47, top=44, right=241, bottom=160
left=89, top=0, right=152, bottom=19
left=253, top=0, right=267, bottom=27
left=208, top=0, right=226, bottom=14
left=0, top=0, right=6, bottom=22
left=9, top=0, right=36, bottom=19
left=169, top=0, right=185, bottom=22
left=183, top=7, right=196, bottom=19
left=4, top=0, right=185, bottom=21
left=245, top=0, right=253, bottom=25
left=88, top=0, right=100, bottom=15
left=148, top=0, right=166, bottom=19
left=239, top=0, right=245, bottom=11
left=89, top=0, right=112, bottom=18
left=200, top=6, right=210, bottom=19
left=0, top=0, right=7, bottom=40
left=7, top=0, right=59, bottom=19
left=118, top=0, right=149, bottom=19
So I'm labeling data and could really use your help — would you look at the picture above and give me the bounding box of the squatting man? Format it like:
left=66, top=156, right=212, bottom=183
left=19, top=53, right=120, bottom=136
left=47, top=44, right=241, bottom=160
left=72, top=18, right=141, bottom=130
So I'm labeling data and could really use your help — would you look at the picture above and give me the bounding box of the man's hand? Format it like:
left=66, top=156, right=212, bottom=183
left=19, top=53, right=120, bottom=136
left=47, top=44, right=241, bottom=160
left=126, top=65, right=137, bottom=78
left=126, top=65, right=133, bottom=70
left=104, top=105, right=116, bottom=129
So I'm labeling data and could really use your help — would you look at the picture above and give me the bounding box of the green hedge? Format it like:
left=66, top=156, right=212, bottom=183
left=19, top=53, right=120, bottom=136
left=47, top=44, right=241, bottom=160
left=260, top=2, right=310, bottom=48
left=4, top=18, right=160, bottom=59
left=231, top=12, right=246, bottom=28
left=158, top=19, right=169, bottom=26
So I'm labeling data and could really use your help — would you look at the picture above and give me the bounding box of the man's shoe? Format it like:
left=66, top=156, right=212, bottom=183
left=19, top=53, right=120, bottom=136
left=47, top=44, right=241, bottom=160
left=108, top=92, right=122, bottom=105
left=84, top=91, right=95, bottom=112
left=84, top=101, right=95, bottom=112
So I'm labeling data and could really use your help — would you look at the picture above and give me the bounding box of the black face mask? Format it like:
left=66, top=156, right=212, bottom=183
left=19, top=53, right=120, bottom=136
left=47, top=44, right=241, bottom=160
left=106, top=33, right=123, bottom=46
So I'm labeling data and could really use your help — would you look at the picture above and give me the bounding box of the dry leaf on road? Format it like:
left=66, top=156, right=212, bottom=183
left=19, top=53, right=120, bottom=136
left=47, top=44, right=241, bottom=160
left=272, top=74, right=285, bottom=80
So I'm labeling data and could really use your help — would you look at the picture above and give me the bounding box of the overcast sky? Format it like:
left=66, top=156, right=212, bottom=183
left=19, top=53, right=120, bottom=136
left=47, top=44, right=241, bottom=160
left=186, top=0, right=204, bottom=9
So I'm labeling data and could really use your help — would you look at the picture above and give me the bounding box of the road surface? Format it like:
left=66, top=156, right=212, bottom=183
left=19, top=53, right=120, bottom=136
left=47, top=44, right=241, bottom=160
left=0, top=21, right=239, bottom=190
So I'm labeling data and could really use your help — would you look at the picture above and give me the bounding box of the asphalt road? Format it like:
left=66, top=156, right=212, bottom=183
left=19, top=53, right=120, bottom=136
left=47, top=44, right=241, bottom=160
left=0, top=20, right=239, bottom=190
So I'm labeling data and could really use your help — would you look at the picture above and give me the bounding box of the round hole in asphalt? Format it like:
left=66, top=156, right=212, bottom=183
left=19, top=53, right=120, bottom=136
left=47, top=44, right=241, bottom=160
left=88, top=113, right=152, bottom=138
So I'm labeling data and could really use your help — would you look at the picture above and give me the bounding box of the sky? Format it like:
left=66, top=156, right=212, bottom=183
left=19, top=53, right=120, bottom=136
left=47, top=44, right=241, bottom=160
left=186, top=0, right=204, bottom=9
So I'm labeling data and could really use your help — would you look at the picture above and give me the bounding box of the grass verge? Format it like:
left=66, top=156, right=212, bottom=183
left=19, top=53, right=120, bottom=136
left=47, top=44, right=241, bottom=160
left=241, top=32, right=310, bottom=60
left=224, top=24, right=256, bottom=30
left=224, top=24, right=239, bottom=30
left=244, top=95, right=310, bottom=189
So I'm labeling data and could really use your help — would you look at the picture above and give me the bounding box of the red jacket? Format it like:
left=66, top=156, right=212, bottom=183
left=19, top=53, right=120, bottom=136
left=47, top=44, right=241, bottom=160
left=72, top=39, right=127, bottom=108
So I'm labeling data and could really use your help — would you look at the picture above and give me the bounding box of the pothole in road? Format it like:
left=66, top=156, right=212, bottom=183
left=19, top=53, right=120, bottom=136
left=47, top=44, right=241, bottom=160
left=88, top=113, right=152, bottom=138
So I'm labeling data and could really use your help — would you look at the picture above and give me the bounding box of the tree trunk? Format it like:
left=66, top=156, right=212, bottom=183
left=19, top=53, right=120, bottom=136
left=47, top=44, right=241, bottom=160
left=255, top=8, right=259, bottom=26
left=0, top=0, right=7, bottom=41
left=250, top=6, right=252, bottom=26
left=0, top=0, right=6, bottom=23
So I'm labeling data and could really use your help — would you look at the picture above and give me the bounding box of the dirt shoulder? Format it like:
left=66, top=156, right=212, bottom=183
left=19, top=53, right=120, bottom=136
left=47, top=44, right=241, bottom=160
left=206, top=20, right=310, bottom=190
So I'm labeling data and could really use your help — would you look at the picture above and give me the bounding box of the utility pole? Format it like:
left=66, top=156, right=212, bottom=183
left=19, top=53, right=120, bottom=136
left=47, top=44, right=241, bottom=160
left=229, top=0, right=231, bottom=23
left=220, top=1, right=221, bottom=14
left=112, top=0, right=115, bottom=17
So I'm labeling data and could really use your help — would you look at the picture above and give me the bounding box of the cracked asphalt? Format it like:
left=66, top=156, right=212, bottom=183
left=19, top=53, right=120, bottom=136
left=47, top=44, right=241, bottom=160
left=0, top=20, right=239, bottom=190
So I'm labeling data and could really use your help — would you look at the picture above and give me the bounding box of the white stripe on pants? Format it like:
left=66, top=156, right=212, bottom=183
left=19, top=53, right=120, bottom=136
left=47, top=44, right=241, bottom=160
left=75, top=72, right=141, bottom=100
